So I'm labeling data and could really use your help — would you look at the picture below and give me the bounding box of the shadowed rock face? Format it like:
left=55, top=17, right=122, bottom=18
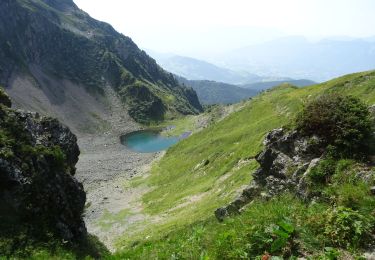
left=0, top=89, right=86, bottom=241
left=41, top=0, right=77, bottom=11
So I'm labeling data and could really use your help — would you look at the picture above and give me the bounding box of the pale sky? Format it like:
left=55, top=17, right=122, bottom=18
left=74, top=0, right=375, bottom=57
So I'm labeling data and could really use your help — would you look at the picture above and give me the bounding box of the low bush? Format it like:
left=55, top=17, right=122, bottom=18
left=296, top=93, right=373, bottom=159
left=308, top=158, right=337, bottom=184
left=324, top=206, right=374, bottom=249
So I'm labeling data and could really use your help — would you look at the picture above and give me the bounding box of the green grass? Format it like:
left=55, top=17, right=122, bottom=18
left=111, top=195, right=330, bottom=259
left=156, top=115, right=198, bottom=136
left=7, top=71, right=374, bottom=258
left=112, top=85, right=298, bottom=247
left=125, top=175, right=148, bottom=189
left=97, top=209, right=133, bottom=232
left=0, top=233, right=109, bottom=260
left=109, top=71, right=375, bottom=255
left=112, top=160, right=375, bottom=259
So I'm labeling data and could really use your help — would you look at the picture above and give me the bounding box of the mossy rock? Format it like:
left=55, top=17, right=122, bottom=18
left=0, top=87, right=11, bottom=107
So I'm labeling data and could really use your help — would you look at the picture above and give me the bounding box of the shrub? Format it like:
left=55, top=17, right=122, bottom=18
left=318, top=247, right=340, bottom=260
left=270, top=220, right=297, bottom=256
left=334, top=159, right=355, bottom=175
left=296, top=93, right=373, bottom=158
left=308, top=158, right=337, bottom=184
left=245, top=218, right=298, bottom=258
left=324, top=206, right=374, bottom=249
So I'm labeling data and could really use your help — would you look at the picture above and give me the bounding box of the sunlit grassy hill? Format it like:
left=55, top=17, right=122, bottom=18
left=112, top=70, right=375, bottom=258
left=7, top=71, right=375, bottom=259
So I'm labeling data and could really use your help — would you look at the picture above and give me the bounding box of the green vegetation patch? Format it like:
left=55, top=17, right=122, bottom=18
left=113, top=161, right=375, bottom=259
left=296, top=93, right=373, bottom=158
left=113, top=71, right=375, bottom=257
left=97, top=209, right=133, bottom=232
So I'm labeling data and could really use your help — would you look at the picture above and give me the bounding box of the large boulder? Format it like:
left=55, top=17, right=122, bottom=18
left=215, top=128, right=326, bottom=220
left=0, top=89, right=86, bottom=241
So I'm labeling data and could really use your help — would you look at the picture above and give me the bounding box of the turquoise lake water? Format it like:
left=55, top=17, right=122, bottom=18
left=120, top=130, right=179, bottom=153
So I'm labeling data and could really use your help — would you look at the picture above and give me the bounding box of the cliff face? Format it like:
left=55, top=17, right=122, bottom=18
left=0, top=0, right=202, bottom=126
left=0, top=88, right=86, bottom=241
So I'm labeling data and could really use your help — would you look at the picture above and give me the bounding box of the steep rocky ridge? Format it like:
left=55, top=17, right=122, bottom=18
left=0, top=0, right=202, bottom=128
left=0, top=88, right=86, bottom=243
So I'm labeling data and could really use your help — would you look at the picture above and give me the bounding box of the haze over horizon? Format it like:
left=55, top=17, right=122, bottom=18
left=74, top=0, right=375, bottom=59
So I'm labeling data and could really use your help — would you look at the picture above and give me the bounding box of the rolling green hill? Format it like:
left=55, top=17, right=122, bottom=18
left=176, top=76, right=258, bottom=104
left=241, top=79, right=316, bottom=91
left=110, top=70, right=375, bottom=258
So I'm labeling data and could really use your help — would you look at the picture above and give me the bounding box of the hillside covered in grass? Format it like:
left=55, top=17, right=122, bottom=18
left=2, top=70, right=375, bottom=259
left=110, top=70, right=375, bottom=259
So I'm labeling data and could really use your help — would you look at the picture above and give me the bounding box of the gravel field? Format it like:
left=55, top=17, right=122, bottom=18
left=73, top=86, right=160, bottom=250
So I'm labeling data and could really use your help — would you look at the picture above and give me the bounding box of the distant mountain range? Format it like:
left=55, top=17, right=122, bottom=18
left=176, top=76, right=316, bottom=105
left=214, top=36, right=375, bottom=82
left=151, top=36, right=375, bottom=83
left=149, top=51, right=312, bottom=86
left=149, top=51, right=316, bottom=104
left=176, top=76, right=258, bottom=105
left=148, top=52, right=263, bottom=85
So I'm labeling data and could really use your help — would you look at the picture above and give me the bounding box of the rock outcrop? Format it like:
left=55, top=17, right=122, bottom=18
left=0, top=89, right=86, bottom=241
left=215, top=128, right=327, bottom=221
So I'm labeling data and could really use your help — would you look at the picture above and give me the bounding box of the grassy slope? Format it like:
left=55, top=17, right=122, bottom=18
left=109, top=71, right=375, bottom=255
left=115, top=195, right=328, bottom=259
left=6, top=71, right=374, bottom=259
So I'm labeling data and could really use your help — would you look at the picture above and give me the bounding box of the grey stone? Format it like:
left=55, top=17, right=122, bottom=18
left=215, top=127, right=326, bottom=221
left=214, top=207, right=228, bottom=222
left=263, top=128, right=284, bottom=146
left=0, top=104, right=86, bottom=241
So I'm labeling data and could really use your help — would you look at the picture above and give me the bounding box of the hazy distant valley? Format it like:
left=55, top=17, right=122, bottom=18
left=150, top=51, right=316, bottom=104
left=151, top=36, right=375, bottom=83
